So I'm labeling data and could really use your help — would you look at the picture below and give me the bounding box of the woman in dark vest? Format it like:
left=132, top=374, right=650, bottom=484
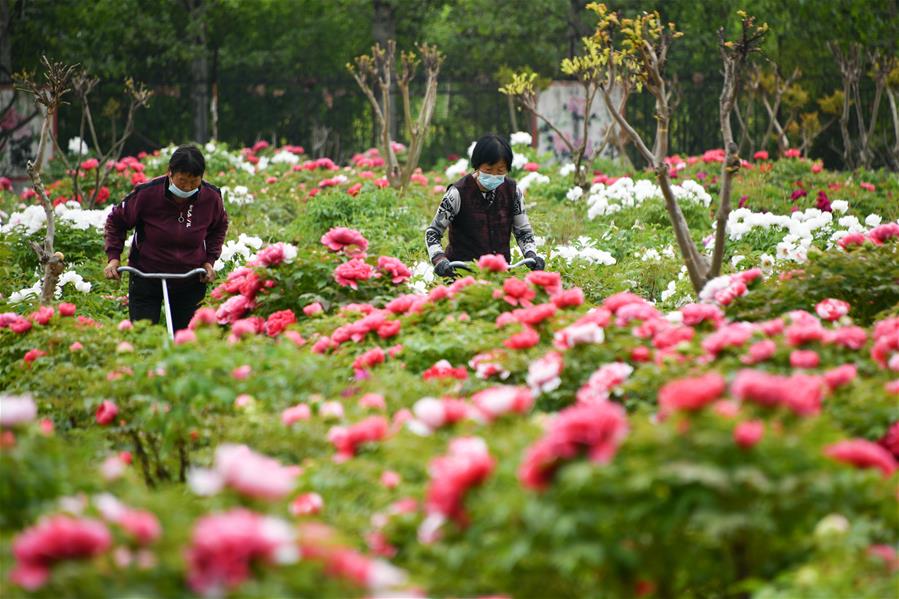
left=425, top=133, right=544, bottom=277
left=103, top=145, right=229, bottom=331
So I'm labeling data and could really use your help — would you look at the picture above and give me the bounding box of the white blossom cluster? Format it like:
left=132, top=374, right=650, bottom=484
left=586, top=178, right=712, bottom=219
left=270, top=150, right=300, bottom=164
left=217, top=234, right=264, bottom=271
left=517, top=171, right=550, bottom=192
left=511, top=152, right=528, bottom=170
left=220, top=185, right=255, bottom=206
left=444, top=158, right=469, bottom=180
left=407, top=260, right=436, bottom=295
left=552, top=236, right=617, bottom=266
left=639, top=245, right=676, bottom=262
left=509, top=131, right=533, bottom=146
left=68, top=137, right=89, bottom=156
left=9, top=269, right=92, bottom=303
left=0, top=202, right=111, bottom=236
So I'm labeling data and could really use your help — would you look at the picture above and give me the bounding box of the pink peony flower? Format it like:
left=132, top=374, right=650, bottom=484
left=334, top=259, right=375, bottom=289
left=95, top=400, right=118, bottom=425
left=657, top=373, right=727, bottom=416
left=576, top=362, right=633, bottom=405
left=207, top=444, right=298, bottom=500
left=320, top=227, right=369, bottom=255
left=23, top=348, right=46, bottom=364
left=859, top=181, right=876, bottom=192
left=878, top=422, right=899, bottom=459
left=731, top=369, right=824, bottom=416
left=477, top=254, right=509, bottom=272
left=790, top=349, right=820, bottom=369
left=290, top=493, right=324, bottom=516
left=10, top=516, right=112, bottom=590
left=824, top=439, right=897, bottom=477
left=868, top=222, right=899, bottom=245
left=328, top=416, right=389, bottom=461
left=377, top=256, right=412, bottom=284
left=216, top=294, right=254, bottom=324
left=281, top=403, right=311, bottom=426
left=824, top=364, right=857, bottom=390
left=471, top=385, right=534, bottom=421
left=80, top=158, right=100, bottom=170
left=423, top=437, right=495, bottom=531
left=359, top=393, right=386, bottom=411
left=0, top=395, right=37, bottom=427
left=252, top=242, right=293, bottom=267
left=740, top=339, right=777, bottom=365
left=30, top=305, right=54, bottom=325
left=815, top=298, right=850, bottom=321
left=264, top=309, right=296, bottom=337
left=753, top=150, right=769, bottom=160
left=188, top=307, right=217, bottom=329
left=58, top=303, right=76, bottom=317
left=503, top=326, right=540, bottom=350
left=422, top=359, right=468, bottom=381
left=680, top=303, right=725, bottom=328
left=185, top=509, right=296, bottom=596
left=412, top=397, right=469, bottom=430
left=352, top=347, right=385, bottom=371
left=174, top=329, right=197, bottom=345
left=733, top=420, right=764, bottom=448
left=499, top=277, right=536, bottom=307
left=551, top=287, right=585, bottom=308
left=380, top=470, right=401, bottom=488
left=519, top=402, right=628, bottom=490
left=526, top=351, right=564, bottom=394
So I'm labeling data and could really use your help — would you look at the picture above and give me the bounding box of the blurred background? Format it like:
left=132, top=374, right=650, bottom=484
left=3, top=0, right=898, bottom=169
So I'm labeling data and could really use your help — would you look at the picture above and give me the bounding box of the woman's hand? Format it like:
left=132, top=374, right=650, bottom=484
left=201, top=262, right=216, bottom=283
left=104, top=259, right=121, bottom=280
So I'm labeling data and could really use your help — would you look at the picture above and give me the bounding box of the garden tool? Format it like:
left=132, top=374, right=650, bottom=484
left=117, top=266, right=207, bottom=340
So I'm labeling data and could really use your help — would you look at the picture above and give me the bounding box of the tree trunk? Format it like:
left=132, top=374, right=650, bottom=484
left=188, top=0, right=209, bottom=143
left=372, top=0, right=397, bottom=143
left=887, top=87, right=899, bottom=168
left=0, top=0, right=11, bottom=78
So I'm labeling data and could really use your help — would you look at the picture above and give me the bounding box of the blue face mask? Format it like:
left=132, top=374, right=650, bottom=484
left=169, top=181, right=199, bottom=199
left=478, top=171, right=505, bottom=191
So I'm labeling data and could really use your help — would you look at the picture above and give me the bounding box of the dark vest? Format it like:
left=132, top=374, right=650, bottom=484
left=446, top=174, right=516, bottom=262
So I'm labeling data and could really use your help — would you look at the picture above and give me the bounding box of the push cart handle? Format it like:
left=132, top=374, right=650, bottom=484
left=446, top=258, right=536, bottom=271
left=117, top=266, right=207, bottom=280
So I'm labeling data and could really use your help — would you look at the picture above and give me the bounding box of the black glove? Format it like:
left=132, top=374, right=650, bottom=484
left=525, top=252, right=545, bottom=271
left=434, top=258, right=456, bottom=278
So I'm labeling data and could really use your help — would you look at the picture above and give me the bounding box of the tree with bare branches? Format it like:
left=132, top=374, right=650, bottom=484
left=47, top=71, right=152, bottom=208
left=586, top=4, right=765, bottom=294
left=348, top=40, right=444, bottom=194
left=14, top=56, right=78, bottom=304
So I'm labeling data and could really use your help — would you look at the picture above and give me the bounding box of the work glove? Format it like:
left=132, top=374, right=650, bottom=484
left=525, top=252, right=545, bottom=271
left=434, top=258, right=456, bottom=278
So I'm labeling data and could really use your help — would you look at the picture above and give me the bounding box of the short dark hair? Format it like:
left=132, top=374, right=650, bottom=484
left=169, top=145, right=205, bottom=177
left=470, top=133, right=513, bottom=170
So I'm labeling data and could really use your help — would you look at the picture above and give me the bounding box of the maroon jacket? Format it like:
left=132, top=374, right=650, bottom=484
left=104, top=176, right=228, bottom=274
left=445, top=174, right=516, bottom=262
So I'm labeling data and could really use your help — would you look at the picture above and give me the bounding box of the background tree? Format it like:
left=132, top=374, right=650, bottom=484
left=14, top=57, right=77, bottom=304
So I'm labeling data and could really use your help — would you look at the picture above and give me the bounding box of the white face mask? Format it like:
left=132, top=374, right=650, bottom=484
left=169, top=181, right=199, bottom=199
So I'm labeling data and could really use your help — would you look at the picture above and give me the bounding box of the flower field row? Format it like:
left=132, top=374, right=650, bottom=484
left=0, top=137, right=897, bottom=597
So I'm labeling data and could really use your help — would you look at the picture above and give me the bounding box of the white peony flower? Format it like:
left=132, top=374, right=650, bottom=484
left=68, top=137, right=89, bottom=155
left=509, top=131, right=533, bottom=146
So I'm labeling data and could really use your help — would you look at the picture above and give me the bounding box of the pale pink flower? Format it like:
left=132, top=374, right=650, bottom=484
left=526, top=351, right=564, bottom=394
left=281, top=403, right=311, bottom=425
left=0, top=395, right=37, bottom=427
left=471, top=385, right=534, bottom=421
left=289, top=493, right=324, bottom=516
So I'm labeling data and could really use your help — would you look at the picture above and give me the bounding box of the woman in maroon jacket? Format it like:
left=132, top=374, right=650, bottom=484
left=103, top=145, right=229, bottom=331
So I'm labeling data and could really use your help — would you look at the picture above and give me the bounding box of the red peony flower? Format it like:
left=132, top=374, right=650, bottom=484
left=95, top=400, right=119, bottom=425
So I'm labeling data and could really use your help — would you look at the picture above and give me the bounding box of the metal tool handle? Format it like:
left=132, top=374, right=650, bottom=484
left=117, top=266, right=207, bottom=280
left=446, top=258, right=536, bottom=271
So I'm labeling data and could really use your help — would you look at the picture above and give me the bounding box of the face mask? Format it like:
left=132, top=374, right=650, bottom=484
left=478, top=171, right=505, bottom=191
left=169, top=180, right=199, bottom=199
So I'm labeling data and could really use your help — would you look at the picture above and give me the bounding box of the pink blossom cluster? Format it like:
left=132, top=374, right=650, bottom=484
left=730, top=369, right=824, bottom=416
left=411, top=396, right=471, bottom=432
left=422, top=359, right=468, bottom=381
left=333, top=258, right=375, bottom=289
left=186, top=509, right=297, bottom=596
left=421, top=437, right=495, bottom=539
left=527, top=351, right=564, bottom=394
left=11, top=515, right=112, bottom=590
left=328, top=416, right=389, bottom=461
left=658, top=373, right=727, bottom=417
left=838, top=222, right=899, bottom=249
left=519, top=401, right=629, bottom=490
left=469, top=350, right=510, bottom=380
left=188, top=444, right=298, bottom=500
left=699, top=268, right=763, bottom=306
left=320, top=227, right=369, bottom=255
left=576, top=362, right=633, bottom=405
left=471, top=385, right=534, bottom=421
left=824, top=439, right=897, bottom=477
left=377, top=256, right=412, bottom=284
left=872, top=317, right=899, bottom=370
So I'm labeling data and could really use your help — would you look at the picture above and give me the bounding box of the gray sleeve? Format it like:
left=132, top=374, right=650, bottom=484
left=425, top=187, right=461, bottom=262
left=511, top=186, right=537, bottom=256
